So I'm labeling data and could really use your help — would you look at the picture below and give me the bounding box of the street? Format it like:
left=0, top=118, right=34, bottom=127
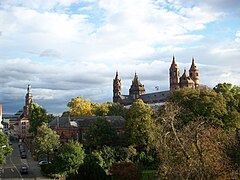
left=0, top=141, right=51, bottom=180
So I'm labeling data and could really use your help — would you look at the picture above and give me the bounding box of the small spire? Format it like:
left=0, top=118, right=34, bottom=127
left=27, top=84, right=31, bottom=94
left=190, top=57, right=197, bottom=70
left=172, top=55, right=176, bottom=64
left=115, top=71, right=120, bottom=80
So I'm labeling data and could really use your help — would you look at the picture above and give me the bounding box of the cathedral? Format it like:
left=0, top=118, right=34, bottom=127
left=113, top=56, right=200, bottom=105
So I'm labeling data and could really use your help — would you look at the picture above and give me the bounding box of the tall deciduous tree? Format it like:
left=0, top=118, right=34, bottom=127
left=54, top=140, right=85, bottom=176
left=86, top=117, right=118, bottom=148
left=67, top=96, right=93, bottom=116
left=126, top=99, right=155, bottom=151
left=93, top=102, right=110, bottom=116
left=34, top=124, right=60, bottom=161
left=154, top=102, right=237, bottom=179
left=29, top=103, right=48, bottom=135
left=169, top=88, right=227, bottom=127
left=0, top=132, right=12, bottom=164
left=108, top=102, right=127, bottom=118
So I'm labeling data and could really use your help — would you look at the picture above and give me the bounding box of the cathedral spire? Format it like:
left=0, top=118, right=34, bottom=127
left=113, top=71, right=122, bottom=103
left=24, top=84, right=33, bottom=118
left=169, top=56, right=180, bottom=93
left=189, top=58, right=199, bottom=88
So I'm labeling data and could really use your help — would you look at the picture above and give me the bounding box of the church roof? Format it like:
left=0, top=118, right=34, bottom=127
left=170, top=56, right=179, bottom=69
left=189, top=58, right=198, bottom=70
left=130, top=73, right=145, bottom=91
left=180, top=69, right=194, bottom=84
left=49, top=116, right=125, bottom=129
left=141, top=91, right=170, bottom=102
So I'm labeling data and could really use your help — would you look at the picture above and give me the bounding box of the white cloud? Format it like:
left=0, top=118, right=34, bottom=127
left=0, top=0, right=239, bottom=114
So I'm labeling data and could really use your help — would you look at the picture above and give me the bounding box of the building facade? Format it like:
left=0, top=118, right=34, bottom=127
left=49, top=116, right=125, bottom=144
left=113, top=57, right=200, bottom=105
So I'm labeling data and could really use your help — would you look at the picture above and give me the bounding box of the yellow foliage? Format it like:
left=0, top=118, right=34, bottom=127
left=67, top=96, right=94, bottom=116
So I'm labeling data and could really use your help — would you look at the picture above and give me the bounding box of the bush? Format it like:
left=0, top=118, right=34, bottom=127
left=110, top=161, right=140, bottom=180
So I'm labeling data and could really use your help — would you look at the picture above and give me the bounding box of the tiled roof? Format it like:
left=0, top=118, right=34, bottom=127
left=49, top=116, right=125, bottom=129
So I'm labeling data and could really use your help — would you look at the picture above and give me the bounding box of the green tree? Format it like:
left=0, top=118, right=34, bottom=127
left=29, top=103, right=48, bottom=135
left=107, top=102, right=127, bottom=117
left=169, top=88, right=227, bottom=127
left=214, top=83, right=240, bottom=112
left=34, top=124, right=60, bottom=162
left=74, top=155, right=109, bottom=180
left=68, top=96, right=93, bottom=116
left=0, top=132, right=12, bottom=164
left=86, top=117, right=118, bottom=148
left=126, top=99, right=155, bottom=151
left=93, top=102, right=110, bottom=116
left=54, top=140, right=85, bottom=176
left=213, top=83, right=240, bottom=129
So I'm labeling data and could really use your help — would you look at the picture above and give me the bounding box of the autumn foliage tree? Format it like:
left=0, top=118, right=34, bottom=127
left=67, top=96, right=94, bottom=116
left=154, top=102, right=238, bottom=179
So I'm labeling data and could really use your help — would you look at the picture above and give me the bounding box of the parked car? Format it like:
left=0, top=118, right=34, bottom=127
left=20, top=166, right=28, bottom=174
left=38, top=160, right=51, bottom=165
left=21, top=152, right=27, bottom=159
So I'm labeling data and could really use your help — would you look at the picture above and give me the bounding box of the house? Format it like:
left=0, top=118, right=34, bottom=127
left=49, top=116, right=125, bottom=144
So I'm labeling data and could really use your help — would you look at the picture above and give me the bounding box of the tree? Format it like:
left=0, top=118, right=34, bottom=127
left=67, top=96, right=94, bottom=116
left=107, top=103, right=127, bottom=117
left=86, top=117, right=118, bottom=148
left=154, top=102, right=237, bottom=179
left=214, top=83, right=240, bottom=112
left=126, top=99, right=155, bottom=151
left=74, top=154, right=109, bottom=180
left=110, top=161, right=140, bottom=180
left=93, top=102, right=110, bottom=116
left=29, top=103, right=48, bottom=135
left=169, top=87, right=228, bottom=127
left=0, top=132, right=12, bottom=164
left=33, top=124, right=60, bottom=162
left=54, top=140, right=85, bottom=176
left=214, top=83, right=240, bottom=129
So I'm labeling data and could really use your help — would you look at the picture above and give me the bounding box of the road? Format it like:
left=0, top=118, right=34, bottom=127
left=0, top=141, right=51, bottom=180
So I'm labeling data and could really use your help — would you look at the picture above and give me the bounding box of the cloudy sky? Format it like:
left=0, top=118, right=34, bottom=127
left=0, top=0, right=239, bottom=115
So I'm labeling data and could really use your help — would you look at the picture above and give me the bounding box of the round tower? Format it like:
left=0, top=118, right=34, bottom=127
left=169, top=56, right=180, bottom=93
left=189, top=58, right=200, bottom=88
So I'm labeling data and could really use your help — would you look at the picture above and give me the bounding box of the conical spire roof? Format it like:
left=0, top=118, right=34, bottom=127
left=190, top=58, right=197, bottom=70
left=170, top=56, right=179, bottom=69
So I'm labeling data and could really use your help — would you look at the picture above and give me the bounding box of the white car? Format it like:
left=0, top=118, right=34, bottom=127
left=38, top=160, right=51, bottom=165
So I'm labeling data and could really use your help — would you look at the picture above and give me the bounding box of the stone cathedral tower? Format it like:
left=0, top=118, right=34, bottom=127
left=189, top=58, right=200, bottom=88
left=113, top=71, right=122, bottom=102
left=23, top=84, right=33, bottom=118
left=169, top=56, right=180, bottom=93
left=170, top=57, right=200, bottom=94
left=129, top=72, right=145, bottom=99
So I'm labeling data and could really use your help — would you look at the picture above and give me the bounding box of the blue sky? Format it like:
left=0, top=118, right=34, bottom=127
left=0, top=0, right=239, bottom=115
